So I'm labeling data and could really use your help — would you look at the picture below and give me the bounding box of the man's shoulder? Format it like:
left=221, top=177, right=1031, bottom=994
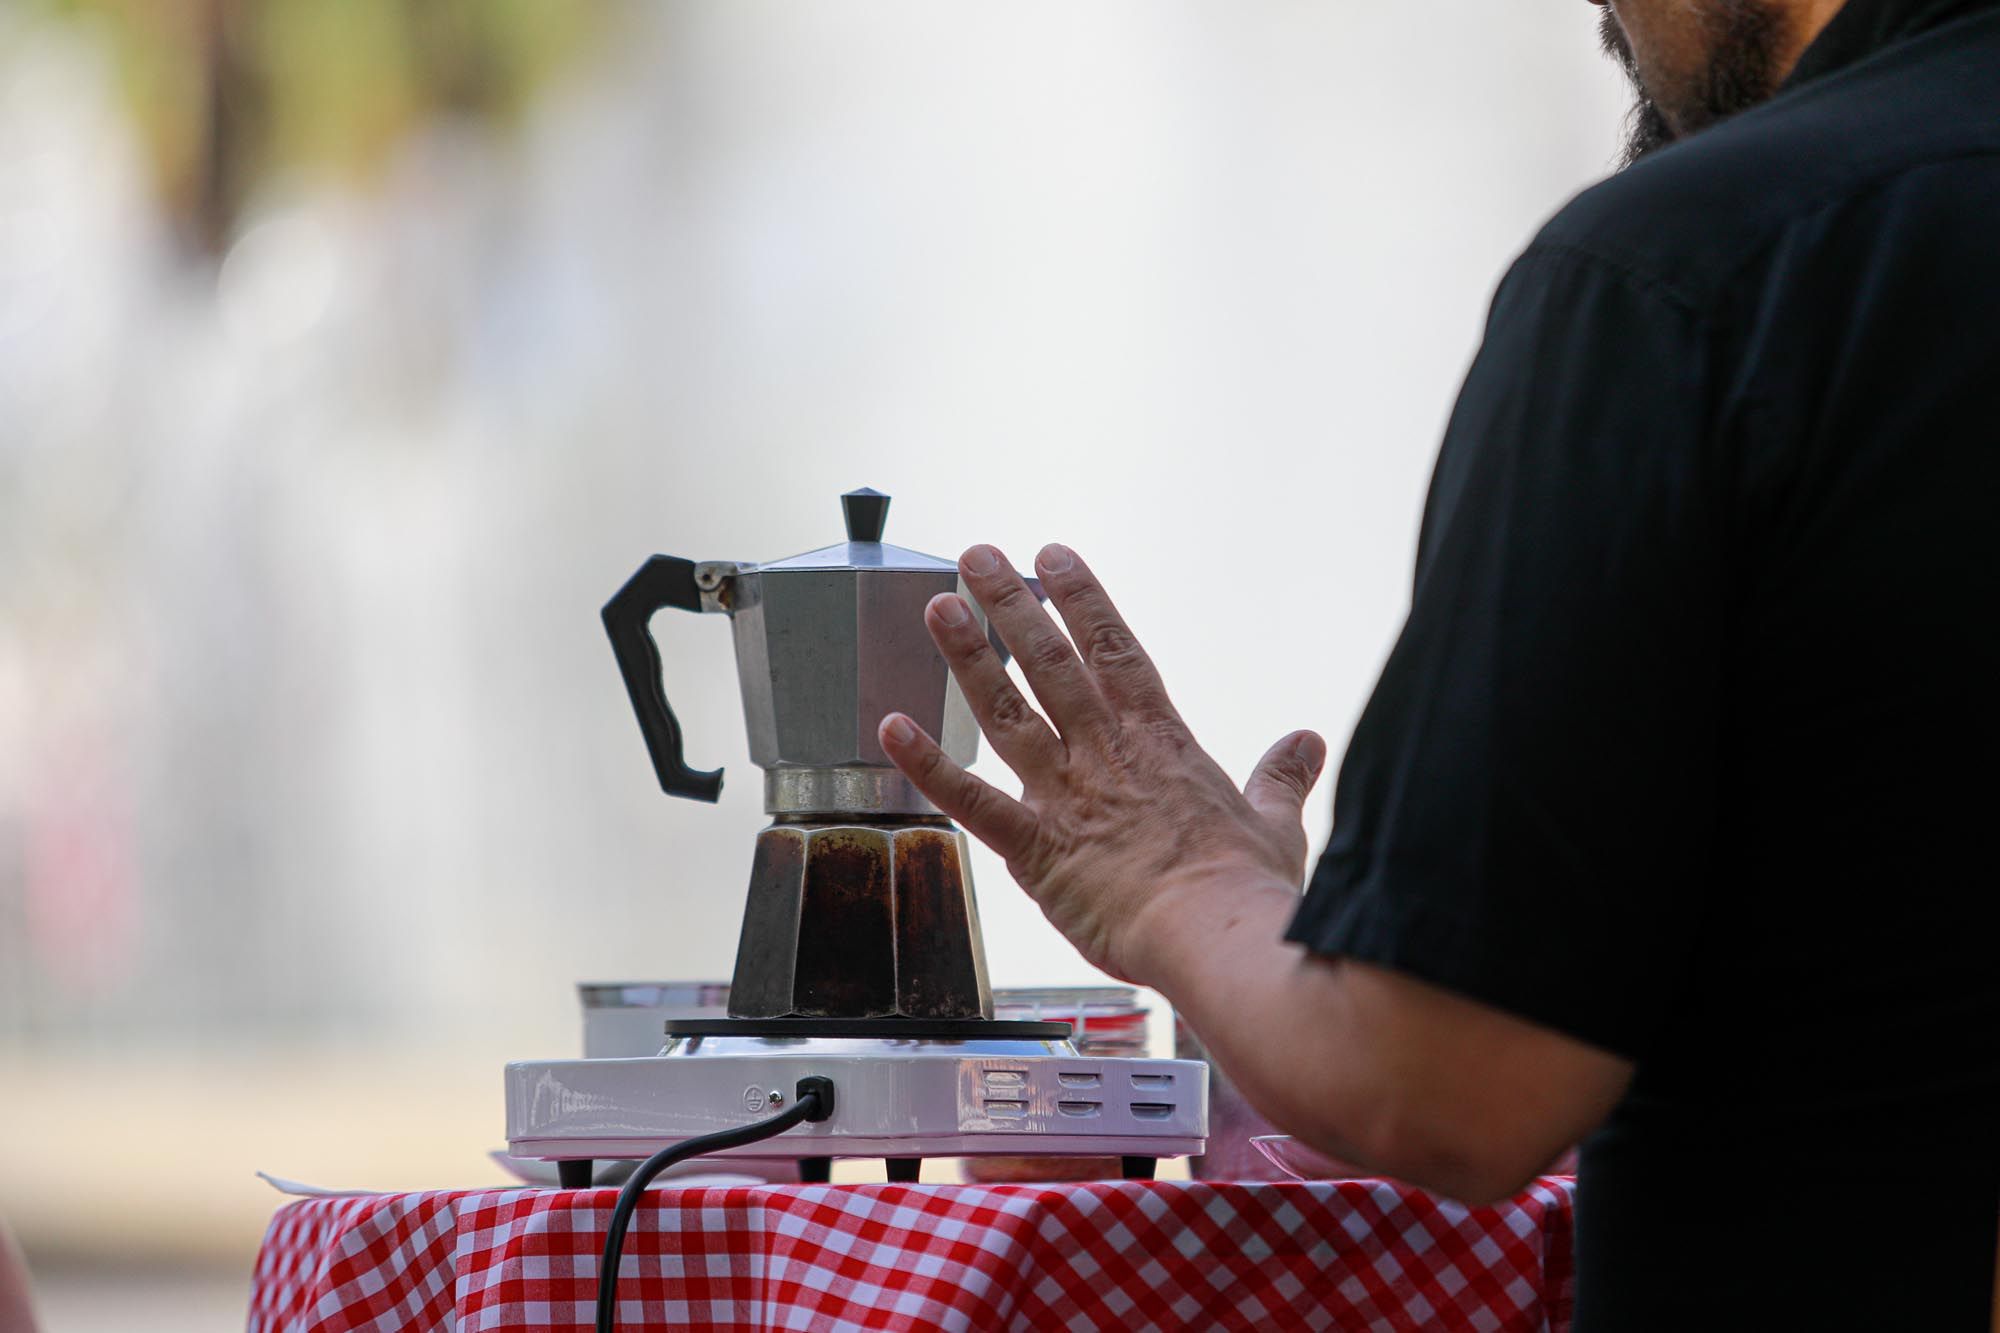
left=1529, top=9, right=2000, bottom=314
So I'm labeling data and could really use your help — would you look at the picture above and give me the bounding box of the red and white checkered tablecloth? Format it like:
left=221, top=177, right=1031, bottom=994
left=248, top=1177, right=1575, bottom=1332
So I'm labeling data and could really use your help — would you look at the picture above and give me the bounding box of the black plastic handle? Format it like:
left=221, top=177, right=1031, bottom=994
left=602, top=555, right=724, bottom=803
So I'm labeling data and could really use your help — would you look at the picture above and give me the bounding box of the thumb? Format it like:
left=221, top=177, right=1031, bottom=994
left=1243, top=730, right=1328, bottom=824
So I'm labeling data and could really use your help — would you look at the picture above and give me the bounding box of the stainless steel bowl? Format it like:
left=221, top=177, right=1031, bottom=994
left=578, top=981, right=730, bottom=1058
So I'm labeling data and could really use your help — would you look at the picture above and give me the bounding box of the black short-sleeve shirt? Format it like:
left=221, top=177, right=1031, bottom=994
left=1288, top=4, right=2000, bottom=1328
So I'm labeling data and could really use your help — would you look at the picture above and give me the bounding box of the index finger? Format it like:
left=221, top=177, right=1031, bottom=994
left=1033, top=544, right=1179, bottom=722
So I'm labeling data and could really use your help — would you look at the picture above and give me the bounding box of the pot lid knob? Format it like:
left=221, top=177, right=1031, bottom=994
left=842, top=487, right=890, bottom=543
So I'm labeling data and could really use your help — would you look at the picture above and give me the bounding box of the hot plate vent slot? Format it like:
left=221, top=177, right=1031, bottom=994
left=1130, top=1102, right=1174, bottom=1120
left=1057, top=1100, right=1102, bottom=1118
left=982, top=1069, right=1030, bottom=1119
left=1058, top=1072, right=1101, bottom=1089
left=1130, top=1073, right=1174, bottom=1089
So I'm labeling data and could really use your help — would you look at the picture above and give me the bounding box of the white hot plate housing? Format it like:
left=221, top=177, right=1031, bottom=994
left=506, top=1034, right=1207, bottom=1164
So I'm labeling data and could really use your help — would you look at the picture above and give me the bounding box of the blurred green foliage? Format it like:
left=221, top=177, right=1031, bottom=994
left=31, top=0, right=600, bottom=252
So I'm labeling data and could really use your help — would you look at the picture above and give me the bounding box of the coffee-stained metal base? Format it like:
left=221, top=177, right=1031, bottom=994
left=728, top=820, right=994, bottom=1022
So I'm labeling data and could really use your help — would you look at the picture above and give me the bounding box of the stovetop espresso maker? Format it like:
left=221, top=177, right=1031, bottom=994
left=504, top=489, right=1205, bottom=1185
left=602, top=487, right=1003, bottom=1024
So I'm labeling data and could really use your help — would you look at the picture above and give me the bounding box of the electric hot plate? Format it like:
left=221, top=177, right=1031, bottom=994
left=504, top=1016, right=1208, bottom=1186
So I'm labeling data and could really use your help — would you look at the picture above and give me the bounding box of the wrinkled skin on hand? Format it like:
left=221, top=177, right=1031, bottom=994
left=878, top=542, right=1327, bottom=984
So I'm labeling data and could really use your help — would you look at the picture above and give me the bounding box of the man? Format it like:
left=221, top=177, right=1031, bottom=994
left=878, top=0, right=2000, bottom=1327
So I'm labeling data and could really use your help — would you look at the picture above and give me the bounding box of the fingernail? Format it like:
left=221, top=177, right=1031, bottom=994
left=932, top=594, right=971, bottom=627
left=962, top=545, right=1001, bottom=575
left=1294, top=732, right=1327, bottom=769
left=883, top=714, right=917, bottom=745
left=1037, top=543, right=1074, bottom=575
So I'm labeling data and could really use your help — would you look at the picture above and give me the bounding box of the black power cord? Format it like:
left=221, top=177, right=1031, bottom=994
left=595, top=1076, right=836, bottom=1333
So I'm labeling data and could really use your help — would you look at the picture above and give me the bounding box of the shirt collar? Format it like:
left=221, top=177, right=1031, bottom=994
left=1786, top=0, right=2000, bottom=88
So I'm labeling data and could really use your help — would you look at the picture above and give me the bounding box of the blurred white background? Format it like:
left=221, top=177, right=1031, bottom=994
left=0, top=0, right=1628, bottom=1324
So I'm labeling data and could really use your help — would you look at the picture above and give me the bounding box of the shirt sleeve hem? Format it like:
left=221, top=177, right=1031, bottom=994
left=1284, top=875, right=1650, bottom=1061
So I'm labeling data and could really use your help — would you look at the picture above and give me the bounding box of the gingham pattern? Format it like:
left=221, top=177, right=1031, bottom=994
left=248, top=1177, right=1575, bottom=1332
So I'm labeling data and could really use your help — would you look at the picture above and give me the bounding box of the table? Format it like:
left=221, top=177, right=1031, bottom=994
left=249, top=1177, right=1575, bottom=1332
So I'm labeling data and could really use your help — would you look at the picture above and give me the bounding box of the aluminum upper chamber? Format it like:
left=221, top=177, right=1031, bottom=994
left=602, top=488, right=1023, bottom=818
left=601, top=489, right=1038, bottom=1022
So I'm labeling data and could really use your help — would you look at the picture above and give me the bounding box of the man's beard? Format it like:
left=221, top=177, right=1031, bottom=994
left=1599, top=3, right=1792, bottom=167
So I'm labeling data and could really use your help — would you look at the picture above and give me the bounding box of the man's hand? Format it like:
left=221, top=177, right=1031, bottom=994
left=883, top=541, right=1635, bottom=1204
left=877, top=542, right=1326, bottom=985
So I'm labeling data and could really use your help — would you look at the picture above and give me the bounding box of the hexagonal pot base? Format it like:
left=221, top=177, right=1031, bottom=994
left=726, top=820, right=994, bottom=1020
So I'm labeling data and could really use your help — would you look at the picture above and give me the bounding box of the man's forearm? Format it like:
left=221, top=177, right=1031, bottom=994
left=1130, top=877, right=1393, bottom=1171
left=1129, top=874, right=1630, bottom=1202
